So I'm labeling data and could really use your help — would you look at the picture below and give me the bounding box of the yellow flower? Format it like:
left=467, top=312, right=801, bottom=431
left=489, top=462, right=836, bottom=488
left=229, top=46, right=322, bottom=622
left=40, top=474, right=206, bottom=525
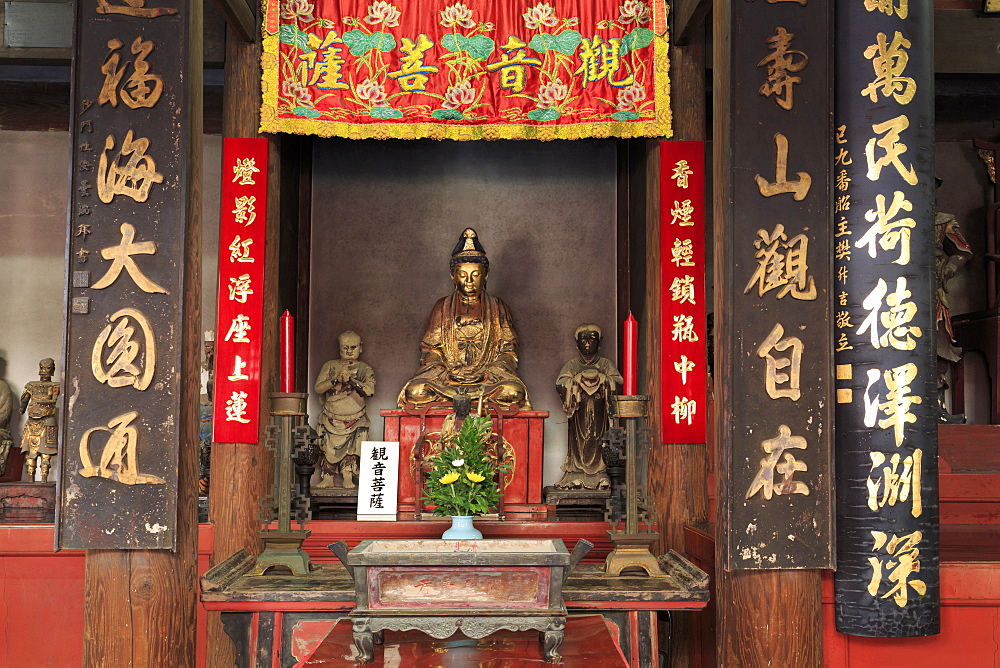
left=439, top=471, right=460, bottom=484
left=466, top=471, right=485, bottom=483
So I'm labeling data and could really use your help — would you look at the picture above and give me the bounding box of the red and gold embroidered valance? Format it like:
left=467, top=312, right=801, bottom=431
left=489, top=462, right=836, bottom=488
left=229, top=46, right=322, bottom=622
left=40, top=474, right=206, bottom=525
left=260, top=1, right=671, bottom=140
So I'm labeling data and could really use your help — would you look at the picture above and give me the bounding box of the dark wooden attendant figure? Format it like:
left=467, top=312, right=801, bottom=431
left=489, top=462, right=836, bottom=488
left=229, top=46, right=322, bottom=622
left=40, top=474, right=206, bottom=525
left=555, top=324, right=622, bottom=490
left=19, top=358, right=59, bottom=482
left=398, top=228, right=530, bottom=410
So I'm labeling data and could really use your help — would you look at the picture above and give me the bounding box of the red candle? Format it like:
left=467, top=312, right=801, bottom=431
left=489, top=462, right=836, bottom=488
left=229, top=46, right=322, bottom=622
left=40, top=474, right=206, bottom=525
left=623, top=312, right=637, bottom=395
left=280, top=310, right=294, bottom=393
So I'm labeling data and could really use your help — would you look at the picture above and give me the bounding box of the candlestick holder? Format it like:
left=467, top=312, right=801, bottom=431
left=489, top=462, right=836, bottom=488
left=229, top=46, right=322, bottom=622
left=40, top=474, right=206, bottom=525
left=248, top=392, right=313, bottom=576
left=603, top=395, right=667, bottom=578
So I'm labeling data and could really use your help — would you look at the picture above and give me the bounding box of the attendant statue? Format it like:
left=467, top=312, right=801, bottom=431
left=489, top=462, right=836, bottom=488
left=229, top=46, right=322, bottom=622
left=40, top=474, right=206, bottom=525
left=0, top=377, right=12, bottom=476
left=314, top=331, right=375, bottom=489
left=555, top=325, right=622, bottom=490
left=20, top=358, right=60, bottom=482
left=935, top=210, right=973, bottom=422
left=398, top=228, right=530, bottom=410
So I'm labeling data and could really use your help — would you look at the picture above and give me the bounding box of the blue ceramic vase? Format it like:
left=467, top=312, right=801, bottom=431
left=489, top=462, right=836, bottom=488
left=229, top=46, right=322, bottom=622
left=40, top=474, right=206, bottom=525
left=441, top=515, right=482, bottom=540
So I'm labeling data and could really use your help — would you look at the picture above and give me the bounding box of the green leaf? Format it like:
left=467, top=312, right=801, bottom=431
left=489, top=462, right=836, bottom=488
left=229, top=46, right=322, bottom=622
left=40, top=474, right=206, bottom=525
left=442, top=34, right=495, bottom=60
left=528, top=30, right=581, bottom=56
left=620, top=28, right=654, bottom=56
left=280, top=25, right=312, bottom=51
left=527, top=108, right=561, bottom=121
left=371, top=31, right=397, bottom=53
left=343, top=29, right=376, bottom=56
left=292, top=106, right=322, bottom=118
left=431, top=109, right=464, bottom=120
left=370, top=106, right=403, bottom=119
left=611, top=110, right=640, bottom=121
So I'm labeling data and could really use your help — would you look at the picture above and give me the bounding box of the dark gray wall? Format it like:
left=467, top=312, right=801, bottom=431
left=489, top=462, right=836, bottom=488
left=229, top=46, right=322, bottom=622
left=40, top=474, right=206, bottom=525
left=308, top=139, right=619, bottom=484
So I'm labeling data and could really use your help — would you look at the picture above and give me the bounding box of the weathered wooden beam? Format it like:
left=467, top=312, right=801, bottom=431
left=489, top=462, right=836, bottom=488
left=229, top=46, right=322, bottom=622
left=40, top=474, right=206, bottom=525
left=672, top=0, right=711, bottom=47
left=212, top=0, right=256, bottom=43
left=935, top=9, right=1000, bottom=73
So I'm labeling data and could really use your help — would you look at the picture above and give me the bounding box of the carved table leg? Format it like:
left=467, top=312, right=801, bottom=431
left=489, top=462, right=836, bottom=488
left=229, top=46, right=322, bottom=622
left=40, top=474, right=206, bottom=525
left=542, top=617, right=566, bottom=663
left=373, top=630, right=384, bottom=645
left=352, top=618, right=375, bottom=664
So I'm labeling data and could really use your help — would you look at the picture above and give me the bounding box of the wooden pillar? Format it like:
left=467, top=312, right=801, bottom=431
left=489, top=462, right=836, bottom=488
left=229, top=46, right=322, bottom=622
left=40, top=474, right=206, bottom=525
left=80, top=2, right=203, bottom=665
left=643, top=21, right=710, bottom=668
left=712, top=0, right=827, bottom=663
left=205, top=22, right=280, bottom=668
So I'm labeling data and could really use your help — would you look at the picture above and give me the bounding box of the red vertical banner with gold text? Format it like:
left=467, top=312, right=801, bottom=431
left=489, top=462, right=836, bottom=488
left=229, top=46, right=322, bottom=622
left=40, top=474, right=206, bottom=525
left=212, top=138, right=268, bottom=443
left=660, top=141, right=706, bottom=443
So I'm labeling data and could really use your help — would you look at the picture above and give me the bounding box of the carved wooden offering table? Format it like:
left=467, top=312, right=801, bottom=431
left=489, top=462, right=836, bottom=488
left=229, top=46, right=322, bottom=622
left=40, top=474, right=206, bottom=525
left=333, top=538, right=589, bottom=663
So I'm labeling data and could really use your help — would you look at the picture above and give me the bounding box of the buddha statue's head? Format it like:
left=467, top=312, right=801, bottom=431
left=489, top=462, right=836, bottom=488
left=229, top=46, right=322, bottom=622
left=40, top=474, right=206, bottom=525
left=449, top=228, right=490, bottom=298
left=574, top=324, right=602, bottom=358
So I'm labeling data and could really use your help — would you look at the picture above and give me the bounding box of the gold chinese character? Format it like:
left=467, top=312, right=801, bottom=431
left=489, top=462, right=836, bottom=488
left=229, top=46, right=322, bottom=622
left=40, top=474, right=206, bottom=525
left=76, top=248, right=91, bottom=264
left=835, top=239, right=852, bottom=261
left=485, top=36, right=542, bottom=93
left=862, top=32, right=916, bottom=105
left=758, top=27, right=808, bottom=111
left=835, top=148, right=853, bottom=166
left=233, top=196, right=257, bottom=226
left=670, top=199, right=695, bottom=226
left=864, top=0, right=908, bottom=19
left=91, top=223, right=168, bottom=294
left=839, top=291, right=849, bottom=306
left=96, top=0, right=177, bottom=18
left=224, top=314, right=252, bottom=343
left=225, top=390, right=252, bottom=423
left=669, top=275, right=697, bottom=304
left=78, top=411, right=165, bottom=485
left=671, top=238, right=696, bottom=267
left=836, top=310, right=853, bottom=329
left=227, top=355, right=249, bottom=381
left=856, top=190, right=915, bottom=265
left=836, top=332, right=853, bottom=351
left=743, top=224, right=817, bottom=300
left=575, top=36, right=634, bottom=88
left=671, top=160, right=694, bottom=188
left=388, top=35, right=441, bottom=91
left=864, top=363, right=920, bottom=446
left=835, top=195, right=851, bottom=212
left=99, top=37, right=163, bottom=109
left=232, top=158, right=260, bottom=185
left=835, top=217, right=851, bottom=237
left=836, top=125, right=848, bottom=144
left=229, top=236, right=254, bottom=263
left=757, top=323, right=803, bottom=401
left=837, top=265, right=849, bottom=283
left=671, top=315, right=699, bottom=342
left=836, top=169, right=851, bottom=192
left=859, top=277, right=922, bottom=350
left=76, top=224, right=93, bottom=238
left=228, top=274, right=254, bottom=303
left=674, top=355, right=695, bottom=384
left=670, top=396, right=697, bottom=425
left=92, top=308, right=156, bottom=390
left=298, top=31, right=351, bottom=90
left=867, top=530, right=926, bottom=608
left=97, top=130, right=164, bottom=204
left=755, top=133, right=811, bottom=200
left=867, top=449, right=922, bottom=517
left=746, top=424, right=809, bottom=500
left=866, top=115, right=917, bottom=185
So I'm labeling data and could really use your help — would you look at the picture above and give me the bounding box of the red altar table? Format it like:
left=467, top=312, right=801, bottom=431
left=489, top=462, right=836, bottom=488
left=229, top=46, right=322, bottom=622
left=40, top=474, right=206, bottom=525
left=381, top=409, right=548, bottom=520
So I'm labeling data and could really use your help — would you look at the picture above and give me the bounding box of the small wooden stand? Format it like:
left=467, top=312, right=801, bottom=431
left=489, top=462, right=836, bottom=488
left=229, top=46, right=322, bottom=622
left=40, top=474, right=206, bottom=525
left=250, top=393, right=312, bottom=576
left=604, top=396, right=667, bottom=578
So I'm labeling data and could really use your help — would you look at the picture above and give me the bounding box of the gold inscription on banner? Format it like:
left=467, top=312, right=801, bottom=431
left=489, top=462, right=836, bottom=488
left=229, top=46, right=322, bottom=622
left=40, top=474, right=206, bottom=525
left=757, top=323, right=803, bottom=401
left=670, top=396, right=697, bottom=425
left=858, top=277, right=922, bottom=350
left=96, top=0, right=177, bottom=18
left=91, top=223, right=168, bottom=294
left=746, top=424, right=810, bottom=500
left=863, top=364, right=921, bottom=447
left=867, top=530, right=926, bottom=607
left=91, top=308, right=156, bottom=390
left=78, top=412, right=166, bottom=485
left=743, top=224, right=817, bottom=300
left=864, top=0, right=908, bottom=19
left=862, top=32, right=915, bottom=105
left=100, top=38, right=164, bottom=109
left=857, top=191, right=915, bottom=265
left=865, top=115, right=917, bottom=185
left=756, top=133, right=812, bottom=200
left=758, top=27, right=808, bottom=111
left=97, top=130, right=164, bottom=203
left=867, top=449, right=923, bottom=517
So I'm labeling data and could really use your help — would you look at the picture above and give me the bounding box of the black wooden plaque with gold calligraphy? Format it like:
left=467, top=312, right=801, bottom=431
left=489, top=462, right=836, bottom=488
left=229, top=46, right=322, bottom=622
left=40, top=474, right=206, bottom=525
left=57, top=0, right=194, bottom=549
left=833, top=0, right=940, bottom=637
left=716, top=0, right=833, bottom=570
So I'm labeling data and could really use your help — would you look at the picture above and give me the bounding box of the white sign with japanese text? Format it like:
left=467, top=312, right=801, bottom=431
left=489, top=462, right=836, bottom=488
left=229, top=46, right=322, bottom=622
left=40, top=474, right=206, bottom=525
left=356, top=441, right=399, bottom=521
